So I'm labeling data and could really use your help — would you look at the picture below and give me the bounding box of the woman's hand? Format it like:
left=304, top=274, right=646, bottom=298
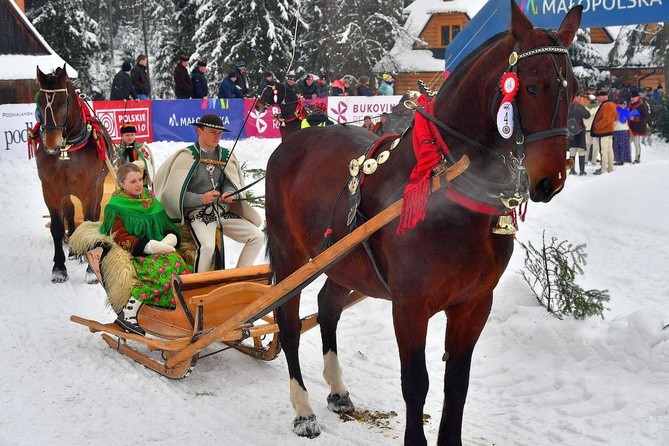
left=202, top=190, right=221, bottom=205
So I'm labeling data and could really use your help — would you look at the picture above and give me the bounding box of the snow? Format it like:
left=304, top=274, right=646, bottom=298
left=1, top=136, right=669, bottom=445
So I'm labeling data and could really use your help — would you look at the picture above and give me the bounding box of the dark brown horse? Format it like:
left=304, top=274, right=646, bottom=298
left=255, top=82, right=329, bottom=139
left=35, top=66, right=111, bottom=283
left=265, top=3, right=581, bottom=445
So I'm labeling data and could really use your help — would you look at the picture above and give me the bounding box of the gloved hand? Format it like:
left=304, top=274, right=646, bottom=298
left=161, top=233, right=178, bottom=247
left=143, top=239, right=176, bottom=255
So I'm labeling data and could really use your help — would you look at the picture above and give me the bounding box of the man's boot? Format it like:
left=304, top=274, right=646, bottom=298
left=115, top=298, right=145, bottom=336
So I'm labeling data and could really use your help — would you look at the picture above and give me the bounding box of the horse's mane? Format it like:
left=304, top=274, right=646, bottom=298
left=435, top=31, right=509, bottom=104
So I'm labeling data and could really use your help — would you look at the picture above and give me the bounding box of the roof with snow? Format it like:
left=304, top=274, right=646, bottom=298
left=0, top=0, right=77, bottom=80
left=381, top=0, right=488, bottom=73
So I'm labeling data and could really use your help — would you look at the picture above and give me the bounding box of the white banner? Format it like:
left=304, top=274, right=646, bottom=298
left=0, top=103, right=37, bottom=161
left=327, top=96, right=403, bottom=125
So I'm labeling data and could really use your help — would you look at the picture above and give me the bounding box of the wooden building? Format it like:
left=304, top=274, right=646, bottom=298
left=0, top=0, right=75, bottom=104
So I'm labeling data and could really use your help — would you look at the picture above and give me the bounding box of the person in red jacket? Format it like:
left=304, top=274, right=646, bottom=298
left=590, top=90, right=617, bottom=174
left=628, top=89, right=649, bottom=163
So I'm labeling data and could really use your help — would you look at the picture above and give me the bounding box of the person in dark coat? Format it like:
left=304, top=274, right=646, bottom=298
left=110, top=61, right=137, bottom=100
left=174, top=52, right=193, bottom=99
left=627, top=89, right=649, bottom=163
left=298, top=74, right=318, bottom=99
left=233, top=60, right=249, bottom=97
left=355, top=76, right=374, bottom=96
left=257, top=71, right=275, bottom=96
left=191, top=60, right=209, bottom=99
left=218, top=72, right=244, bottom=99
left=567, top=93, right=591, bottom=175
left=316, top=75, right=330, bottom=98
left=130, top=55, right=151, bottom=99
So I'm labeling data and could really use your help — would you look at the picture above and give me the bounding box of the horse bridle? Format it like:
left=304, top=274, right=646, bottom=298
left=38, top=86, right=91, bottom=156
left=412, top=37, right=572, bottom=212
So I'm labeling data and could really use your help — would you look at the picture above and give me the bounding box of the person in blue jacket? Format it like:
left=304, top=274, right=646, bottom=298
left=218, top=72, right=244, bottom=99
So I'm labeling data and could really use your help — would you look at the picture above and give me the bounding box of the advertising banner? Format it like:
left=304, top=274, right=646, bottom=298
left=0, top=103, right=37, bottom=161
left=151, top=98, right=245, bottom=142
left=243, top=99, right=282, bottom=138
left=326, top=96, right=402, bottom=125
left=93, top=100, right=152, bottom=144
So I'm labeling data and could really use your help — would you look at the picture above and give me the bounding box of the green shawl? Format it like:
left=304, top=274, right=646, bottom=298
left=100, top=188, right=179, bottom=241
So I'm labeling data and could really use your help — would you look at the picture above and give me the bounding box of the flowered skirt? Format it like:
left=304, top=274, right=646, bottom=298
left=131, top=252, right=191, bottom=308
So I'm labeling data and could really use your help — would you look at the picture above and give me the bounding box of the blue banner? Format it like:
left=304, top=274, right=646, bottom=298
left=151, top=98, right=246, bottom=142
left=445, top=0, right=669, bottom=74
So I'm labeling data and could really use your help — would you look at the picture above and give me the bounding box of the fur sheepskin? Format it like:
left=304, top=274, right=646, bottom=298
left=69, top=221, right=199, bottom=313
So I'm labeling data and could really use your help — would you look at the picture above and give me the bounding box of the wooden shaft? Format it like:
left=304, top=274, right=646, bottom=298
left=166, top=155, right=469, bottom=369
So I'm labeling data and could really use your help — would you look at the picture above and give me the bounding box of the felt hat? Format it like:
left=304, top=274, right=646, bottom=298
left=629, top=89, right=640, bottom=97
left=122, top=61, right=132, bottom=72
left=196, top=60, right=207, bottom=67
left=120, top=124, right=136, bottom=134
left=235, top=59, right=246, bottom=68
left=189, top=113, right=230, bottom=132
left=179, top=52, right=189, bottom=62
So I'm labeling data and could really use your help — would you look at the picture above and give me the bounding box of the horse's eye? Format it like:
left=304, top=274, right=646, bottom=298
left=526, top=85, right=538, bottom=96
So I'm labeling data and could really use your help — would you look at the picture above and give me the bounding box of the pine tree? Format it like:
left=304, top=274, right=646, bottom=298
left=192, top=0, right=297, bottom=93
left=27, top=0, right=103, bottom=95
left=569, top=29, right=609, bottom=90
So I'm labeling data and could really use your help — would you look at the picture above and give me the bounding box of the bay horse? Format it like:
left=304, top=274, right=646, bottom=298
left=265, top=3, right=581, bottom=445
left=34, top=66, right=111, bottom=283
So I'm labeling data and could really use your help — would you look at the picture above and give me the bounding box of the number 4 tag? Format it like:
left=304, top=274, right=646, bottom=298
left=497, top=102, right=514, bottom=139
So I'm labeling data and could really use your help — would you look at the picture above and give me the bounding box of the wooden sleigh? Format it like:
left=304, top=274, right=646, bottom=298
left=70, top=156, right=469, bottom=379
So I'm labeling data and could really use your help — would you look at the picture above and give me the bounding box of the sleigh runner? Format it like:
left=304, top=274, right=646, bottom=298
left=69, top=155, right=469, bottom=379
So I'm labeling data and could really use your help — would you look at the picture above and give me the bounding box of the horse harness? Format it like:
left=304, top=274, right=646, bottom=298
left=35, top=87, right=95, bottom=159
left=411, top=38, right=572, bottom=216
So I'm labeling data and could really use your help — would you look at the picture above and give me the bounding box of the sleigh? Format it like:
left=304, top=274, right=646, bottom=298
left=69, top=156, right=469, bottom=379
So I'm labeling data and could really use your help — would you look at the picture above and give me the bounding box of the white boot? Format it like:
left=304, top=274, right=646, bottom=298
left=114, top=298, right=145, bottom=336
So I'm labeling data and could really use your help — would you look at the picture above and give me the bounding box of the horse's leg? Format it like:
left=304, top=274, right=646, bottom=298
left=46, top=201, right=68, bottom=283
left=318, top=278, right=355, bottom=413
left=276, top=290, right=321, bottom=437
left=437, top=293, right=493, bottom=446
left=62, top=197, right=76, bottom=256
left=393, top=299, right=431, bottom=446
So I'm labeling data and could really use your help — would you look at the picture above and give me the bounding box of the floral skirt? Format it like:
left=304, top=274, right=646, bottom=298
left=131, top=252, right=191, bottom=308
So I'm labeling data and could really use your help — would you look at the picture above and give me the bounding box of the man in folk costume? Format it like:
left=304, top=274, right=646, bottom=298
left=113, top=124, right=155, bottom=189
left=153, top=113, right=263, bottom=272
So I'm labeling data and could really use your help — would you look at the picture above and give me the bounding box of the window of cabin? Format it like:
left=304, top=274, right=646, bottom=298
left=441, top=25, right=461, bottom=46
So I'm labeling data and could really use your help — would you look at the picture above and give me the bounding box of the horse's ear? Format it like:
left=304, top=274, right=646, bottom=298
left=36, top=65, right=46, bottom=85
left=59, top=64, right=69, bottom=82
left=510, top=0, right=534, bottom=42
left=556, top=5, right=583, bottom=48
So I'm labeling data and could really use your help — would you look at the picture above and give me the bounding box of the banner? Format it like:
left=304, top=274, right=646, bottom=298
left=151, top=98, right=245, bottom=142
left=327, top=96, right=403, bottom=125
left=0, top=103, right=37, bottom=160
left=92, top=100, right=152, bottom=144
left=243, top=99, right=282, bottom=138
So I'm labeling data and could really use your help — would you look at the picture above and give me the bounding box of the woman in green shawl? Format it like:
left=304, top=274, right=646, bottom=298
left=100, top=162, right=191, bottom=335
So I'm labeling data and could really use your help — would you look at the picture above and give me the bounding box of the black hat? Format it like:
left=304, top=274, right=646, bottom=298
left=179, top=52, right=189, bottom=62
left=228, top=71, right=238, bottom=79
left=122, top=61, right=132, bottom=72
left=596, top=90, right=608, bottom=97
left=197, top=60, right=207, bottom=67
left=120, top=124, right=136, bottom=134
left=630, top=89, right=640, bottom=97
left=189, top=113, right=230, bottom=132
left=263, top=71, right=273, bottom=78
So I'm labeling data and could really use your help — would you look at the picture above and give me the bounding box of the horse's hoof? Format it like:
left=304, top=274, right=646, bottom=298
left=293, top=414, right=321, bottom=438
left=327, top=392, right=354, bottom=414
left=51, top=270, right=68, bottom=283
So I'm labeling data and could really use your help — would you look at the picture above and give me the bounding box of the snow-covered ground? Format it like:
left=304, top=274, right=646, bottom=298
left=1, top=136, right=668, bottom=445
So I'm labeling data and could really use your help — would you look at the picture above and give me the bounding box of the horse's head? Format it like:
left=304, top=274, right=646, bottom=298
left=435, top=2, right=581, bottom=209
left=507, top=2, right=582, bottom=202
left=255, top=83, right=277, bottom=114
left=36, top=65, right=74, bottom=154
